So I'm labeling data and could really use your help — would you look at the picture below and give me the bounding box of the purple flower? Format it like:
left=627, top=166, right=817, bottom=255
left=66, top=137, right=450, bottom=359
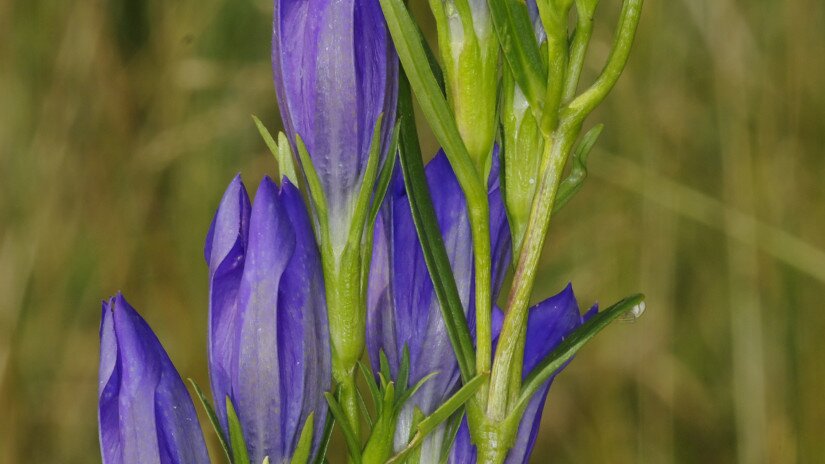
left=449, top=285, right=597, bottom=464
left=205, top=175, right=330, bottom=463
left=98, top=293, right=209, bottom=464
left=366, top=150, right=511, bottom=459
left=272, top=0, right=398, bottom=249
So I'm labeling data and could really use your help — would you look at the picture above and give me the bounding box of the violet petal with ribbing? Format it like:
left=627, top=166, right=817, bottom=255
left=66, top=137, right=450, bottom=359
left=205, top=175, right=251, bottom=431
left=98, top=294, right=209, bottom=464
left=276, top=179, right=331, bottom=457
left=272, top=0, right=397, bottom=249
left=231, top=177, right=294, bottom=463
left=449, top=285, right=591, bottom=464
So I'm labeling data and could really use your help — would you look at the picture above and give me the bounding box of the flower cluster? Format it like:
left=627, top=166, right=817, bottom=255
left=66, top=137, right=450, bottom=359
left=98, top=0, right=644, bottom=463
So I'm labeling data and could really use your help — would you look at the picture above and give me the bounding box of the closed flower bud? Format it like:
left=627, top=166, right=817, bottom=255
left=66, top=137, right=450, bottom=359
left=98, top=294, right=209, bottom=464
left=430, top=0, right=499, bottom=174
left=272, top=0, right=398, bottom=252
left=205, top=175, right=330, bottom=463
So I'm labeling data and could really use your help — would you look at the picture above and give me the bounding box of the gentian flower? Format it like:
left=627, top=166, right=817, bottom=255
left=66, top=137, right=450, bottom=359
left=449, top=285, right=597, bottom=463
left=366, top=150, right=511, bottom=461
left=205, top=175, right=330, bottom=463
left=98, top=293, right=209, bottom=464
left=272, top=0, right=398, bottom=253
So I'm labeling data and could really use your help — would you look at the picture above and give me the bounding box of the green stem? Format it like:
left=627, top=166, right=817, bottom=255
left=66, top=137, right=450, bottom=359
left=563, top=2, right=596, bottom=103
left=469, top=195, right=493, bottom=380
left=487, top=122, right=580, bottom=422
left=567, top=0, right=643, bottom=120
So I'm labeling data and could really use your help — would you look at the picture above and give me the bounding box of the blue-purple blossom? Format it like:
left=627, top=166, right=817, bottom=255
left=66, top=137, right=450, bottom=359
left=98, top=293, right=209, bottom=464
left=205, top=175, right=330, bottom=463
left=449, top=285, right=597, bottom=463
left=366, top=150, right=511, bottom=460
left=272, top=0, right=398, bottom=250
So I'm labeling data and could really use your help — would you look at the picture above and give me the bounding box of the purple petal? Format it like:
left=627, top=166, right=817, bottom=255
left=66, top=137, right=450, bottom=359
left=205, top=175, right=251, bottom=431
left=98, top=294, right=209, bottom=464
left=276, top=179, right=331, bottom=457
left=232, top=177, right=295, bottom=463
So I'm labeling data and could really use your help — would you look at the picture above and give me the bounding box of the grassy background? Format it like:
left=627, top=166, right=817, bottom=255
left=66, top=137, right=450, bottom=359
left=1, top=0, right=824, bottom=462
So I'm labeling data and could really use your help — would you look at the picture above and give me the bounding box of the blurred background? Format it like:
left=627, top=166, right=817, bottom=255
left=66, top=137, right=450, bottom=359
left=1, top=0, right=824, bottom=462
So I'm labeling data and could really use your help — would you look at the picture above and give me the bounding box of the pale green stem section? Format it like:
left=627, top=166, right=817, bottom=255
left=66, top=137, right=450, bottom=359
left=486, top=123, right=579, bottom=422
left=469, top=196, right=493, bottom=379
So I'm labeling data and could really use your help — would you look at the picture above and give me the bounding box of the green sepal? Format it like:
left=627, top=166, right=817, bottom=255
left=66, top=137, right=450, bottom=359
left=396, top=72, right=476, bottom=383
left=277, top=131, right=299, bottom=186
left=312, top=387, right=338, bottom=464
left=358, top=361, right=382, bottom=413
left=252, top=115, right=280, bottom=161
left=295, top=135, right=330, bottom=240
left=487, top=0, right=547, bottom=111
left=226, top=396, right=251, bottom=464
left=323, top=392, right=363, bottom=464
left=437, top=410, right=464, bottom=464
left=386, top=373, right=488, bottom=464
left=188, top=378, right=232, bottom=463
left=552, top=123, right=604, bottom=212
left=397, top=345, right=411, bottom=392
left=512, top=294, right=645, bottom=417
left=289, top=413, right=315, bottom=464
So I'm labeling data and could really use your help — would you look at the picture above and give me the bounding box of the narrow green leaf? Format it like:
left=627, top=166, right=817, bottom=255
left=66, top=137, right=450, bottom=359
left=378, top=0, right=482, bottom=199
left=289, top=413, right=315, bottom=464
left=553, top=123, right=604, bottom=212
left=396, top=73, right=476, bottom=383
left=397, top=345, right=411, bottom=394
left=379, top=350, right=392, bottom=389
left=356, top=387, right=374, bottom=429
left=277, top=131, right=299, bottom=186
left=367, top=123, right=400, bottom=228
left=311, top=388, right=337, bottom=464
left=252, top=115, right=280, bottom=161
left=438, top=411, right=464, bottom=464
left=357, top=361, right=381, bottom=412
left=395, top=371, right=439, bottom=411
left=226, top=397, right=251, bottom=464
left=323, top=392, right=363, bottom=464
left=513, top=294, right=645, bottom=416
left=487, top=0, right=547, bottom=110
left=348, top=114, right=387, bottom=248
left=416, top=373, right=486, bottom=434
left=386, top=373, right=488, bottom=464
left=188, top=379, right=231, bottom=463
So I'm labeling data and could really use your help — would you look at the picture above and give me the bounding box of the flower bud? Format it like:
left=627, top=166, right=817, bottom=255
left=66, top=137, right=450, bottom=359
left=98, top=294, right=209, bottom=464
left=430, top=0, right=499, bottom=174
left=205, top=175, right=330, bottom=462
left=272, top=0, right=398, bottom=252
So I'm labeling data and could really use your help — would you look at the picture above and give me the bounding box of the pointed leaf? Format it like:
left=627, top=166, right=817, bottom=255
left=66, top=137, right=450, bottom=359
left=514, top=294, right=645, bottom=416
left=188, top=378, right=231, bottom=463
left=488, top=0, right=547, bottom=110
left=553, top=124, right=604, bottom=212
left=226, top=397, right=251, bottom=464
left=323, top=392, right=363, bottom=464
left=290, top=413, right=315, bottom=464
left=396, top=73, right=476, bottom=382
